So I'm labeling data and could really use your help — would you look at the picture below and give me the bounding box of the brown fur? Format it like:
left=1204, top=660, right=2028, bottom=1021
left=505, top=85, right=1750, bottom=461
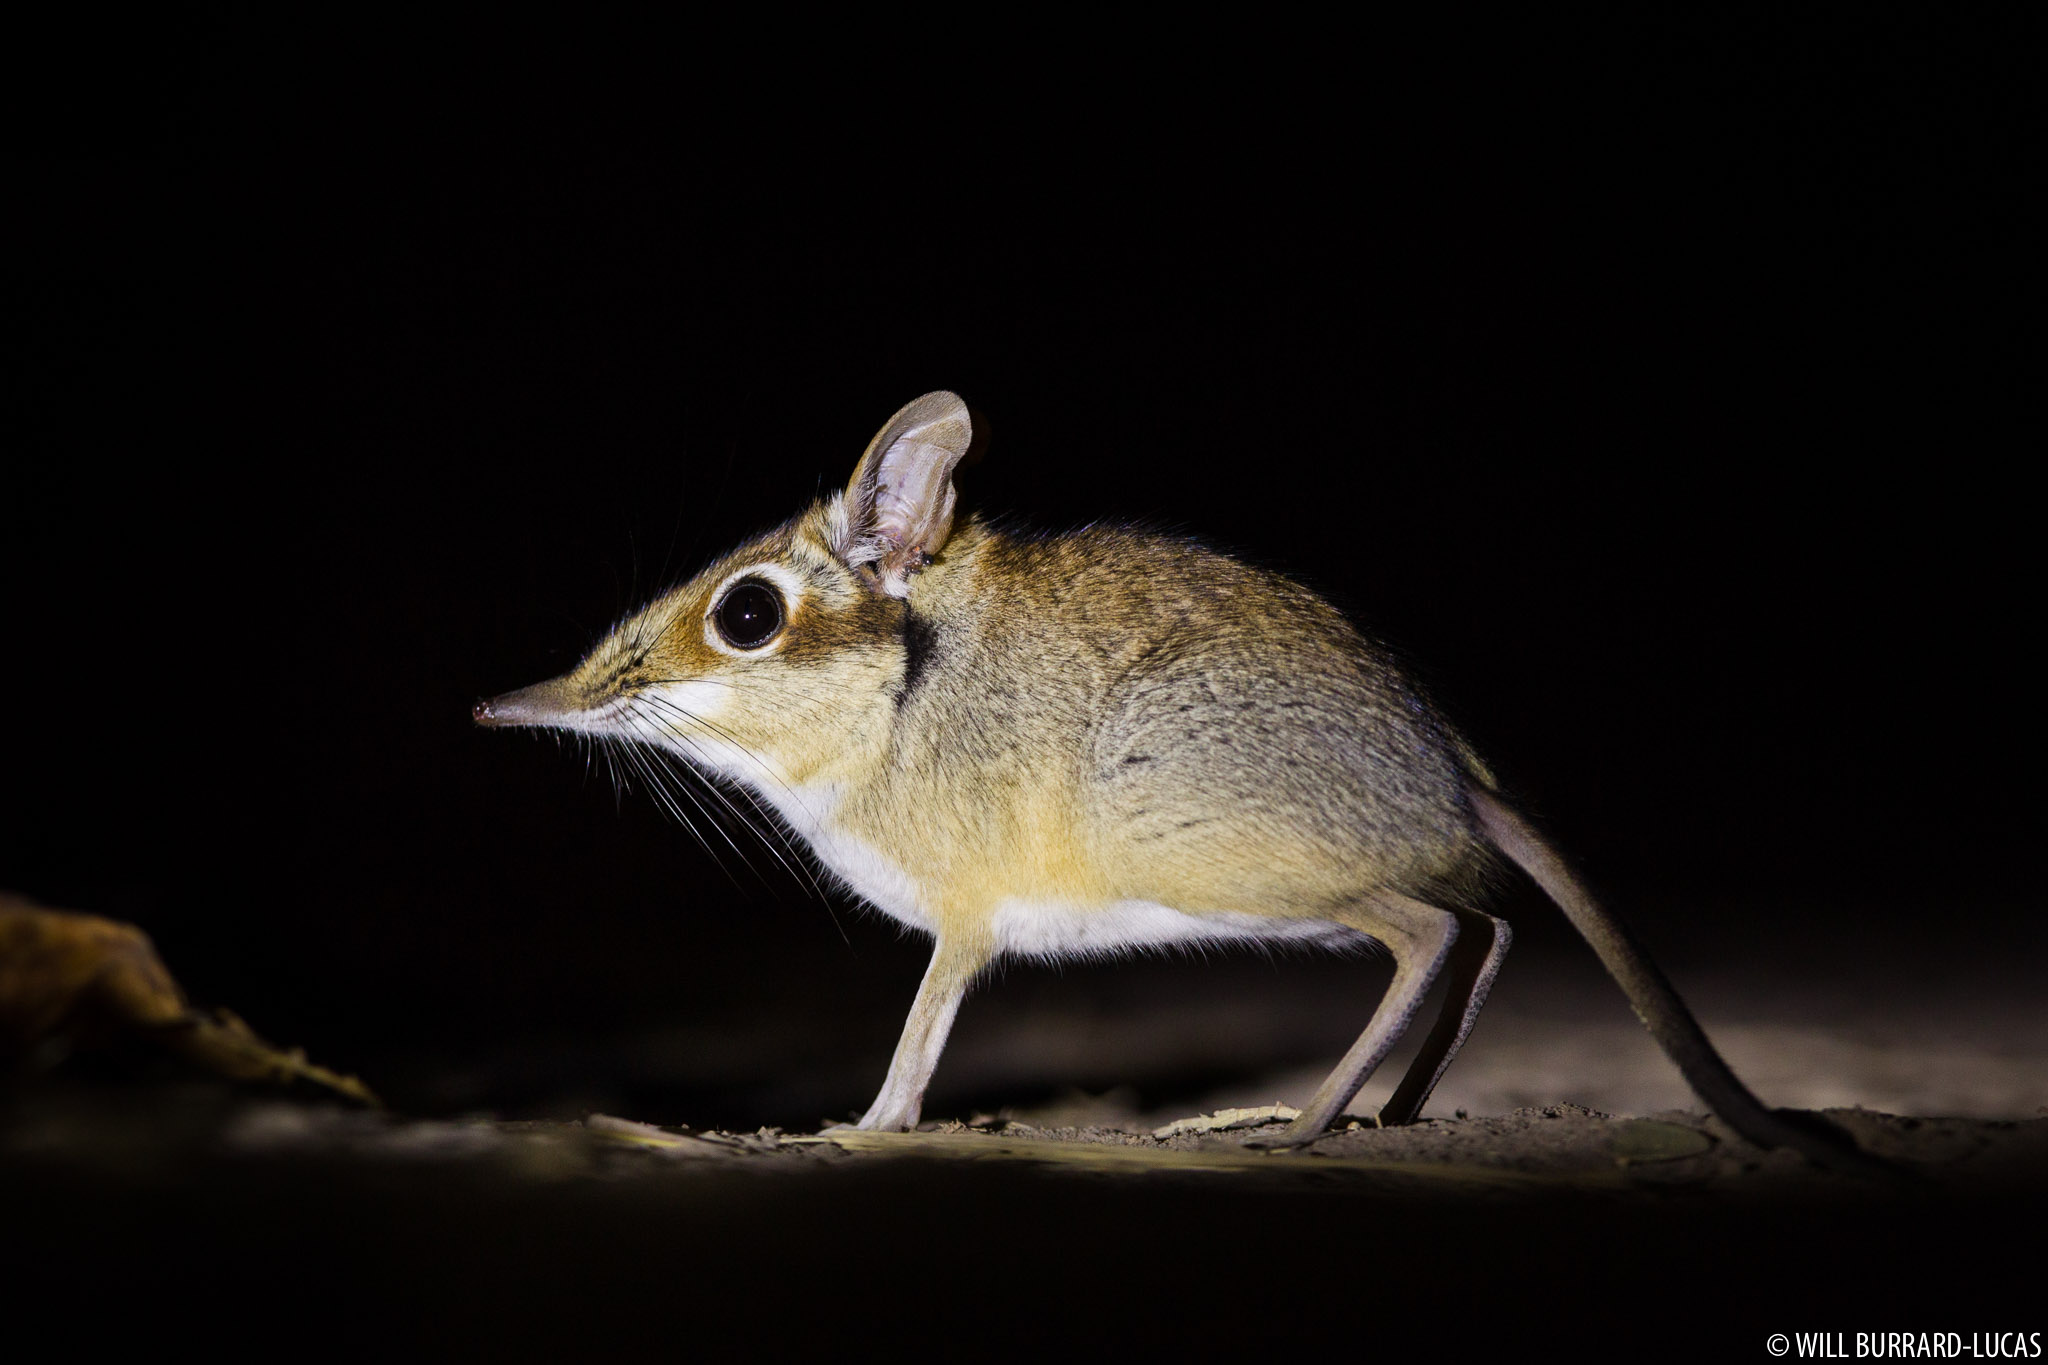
left=473, top=391, right=1886, bottom=1172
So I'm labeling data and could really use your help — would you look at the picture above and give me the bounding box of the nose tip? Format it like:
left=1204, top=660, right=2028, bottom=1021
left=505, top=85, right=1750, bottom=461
left=472, top=677, right=572, bottom=729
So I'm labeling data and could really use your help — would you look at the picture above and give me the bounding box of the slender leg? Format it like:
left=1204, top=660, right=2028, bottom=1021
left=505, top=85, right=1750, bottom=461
left=851, top=935, right=989, bottom=1132
left=1250, top=891, right=1460, bottom=1149
left=1377, top=909, right=1512, bottom=1125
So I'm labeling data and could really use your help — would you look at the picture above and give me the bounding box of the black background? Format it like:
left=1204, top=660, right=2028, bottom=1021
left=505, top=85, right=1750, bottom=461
left=9, top=14, right=2039, bottom=1354
left=12, top=7, right=2034, bottom=1164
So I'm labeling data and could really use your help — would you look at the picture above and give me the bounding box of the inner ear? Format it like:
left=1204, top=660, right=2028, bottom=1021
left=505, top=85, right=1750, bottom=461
left=839, top=390, right=973, bottom=598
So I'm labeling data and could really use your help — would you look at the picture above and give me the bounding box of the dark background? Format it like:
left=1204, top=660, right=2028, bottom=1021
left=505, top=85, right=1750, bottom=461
left=11, top=17, right=2032, bottom=1134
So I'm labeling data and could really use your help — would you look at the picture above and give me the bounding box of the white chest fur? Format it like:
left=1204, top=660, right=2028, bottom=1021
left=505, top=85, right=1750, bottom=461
left=749, top=777, right=940, bottom=936
left=632, top=691, right=940, bottom=935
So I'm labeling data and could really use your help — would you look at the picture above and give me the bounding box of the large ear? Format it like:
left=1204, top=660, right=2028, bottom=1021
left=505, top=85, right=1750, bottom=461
left=839, top=390, right=973, bottom=598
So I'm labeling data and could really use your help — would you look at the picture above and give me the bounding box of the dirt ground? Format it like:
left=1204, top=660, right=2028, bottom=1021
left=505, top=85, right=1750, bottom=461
left=6, top=896, right=2043, bottom=1355
left=7, top=1070, right=2043, bottom=1356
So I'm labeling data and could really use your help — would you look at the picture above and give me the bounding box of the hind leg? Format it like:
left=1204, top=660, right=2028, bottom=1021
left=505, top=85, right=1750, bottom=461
left=1377, top=908, right=1511, bottom=1125
left=1250, top=891, right=1460, bottom=1149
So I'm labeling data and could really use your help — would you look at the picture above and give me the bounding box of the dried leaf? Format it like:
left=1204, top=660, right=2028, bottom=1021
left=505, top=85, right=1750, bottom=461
left=1151, top=1104, right=1302, bottom=1139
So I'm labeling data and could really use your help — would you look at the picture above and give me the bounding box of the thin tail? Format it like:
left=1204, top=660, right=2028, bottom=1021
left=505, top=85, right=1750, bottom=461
left=1469, top=787, right=1898, bottom=1177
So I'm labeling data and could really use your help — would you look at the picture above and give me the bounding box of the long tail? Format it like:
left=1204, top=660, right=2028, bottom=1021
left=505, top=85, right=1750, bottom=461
left=1469, top=787, right=1896, bottom=1176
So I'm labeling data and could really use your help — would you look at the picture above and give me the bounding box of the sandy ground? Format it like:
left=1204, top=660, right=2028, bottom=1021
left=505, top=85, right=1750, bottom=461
left=8, top=991, right=2045, bottom=1358
left=6, top=1078, right=2043, bottom=1355
left=6, top=907, right=2043, bottom=1356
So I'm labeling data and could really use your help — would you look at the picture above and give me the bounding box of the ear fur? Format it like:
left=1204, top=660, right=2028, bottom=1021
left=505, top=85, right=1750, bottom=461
left=839, top=391, right=973, bottom=598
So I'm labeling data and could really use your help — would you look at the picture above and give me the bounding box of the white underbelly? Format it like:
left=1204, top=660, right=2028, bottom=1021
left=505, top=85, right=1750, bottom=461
left=988, top=896, right=1365, bottom=960
left=743, top=776, right=1364, bottom=960
left=800, top=836, right=1365, bottom=960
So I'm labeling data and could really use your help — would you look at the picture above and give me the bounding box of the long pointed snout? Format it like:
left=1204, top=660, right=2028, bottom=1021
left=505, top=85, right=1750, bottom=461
left=472, top=676, right=582, bottom=728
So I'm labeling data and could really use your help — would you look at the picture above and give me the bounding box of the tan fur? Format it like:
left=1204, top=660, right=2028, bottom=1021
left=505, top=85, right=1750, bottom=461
left=474, top=391, right=1883, bottom=1171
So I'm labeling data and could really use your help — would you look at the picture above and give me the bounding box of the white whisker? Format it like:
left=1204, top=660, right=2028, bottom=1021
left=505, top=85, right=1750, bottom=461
left=624, top=695, right=838, bottom=919
left=636, top=692, right=832, bottom=829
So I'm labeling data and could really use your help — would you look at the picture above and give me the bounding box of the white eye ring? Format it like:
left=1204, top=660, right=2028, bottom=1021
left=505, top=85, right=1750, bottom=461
left=702, top=562, right=807, bottom=657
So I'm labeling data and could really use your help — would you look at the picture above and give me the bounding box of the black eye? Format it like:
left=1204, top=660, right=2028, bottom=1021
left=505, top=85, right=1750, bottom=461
left=713, top=579, right=785, bottom=649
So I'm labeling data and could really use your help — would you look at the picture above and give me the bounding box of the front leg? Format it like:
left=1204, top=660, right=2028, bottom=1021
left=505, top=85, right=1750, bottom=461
left=852, top=935, right=989, bottom=1132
